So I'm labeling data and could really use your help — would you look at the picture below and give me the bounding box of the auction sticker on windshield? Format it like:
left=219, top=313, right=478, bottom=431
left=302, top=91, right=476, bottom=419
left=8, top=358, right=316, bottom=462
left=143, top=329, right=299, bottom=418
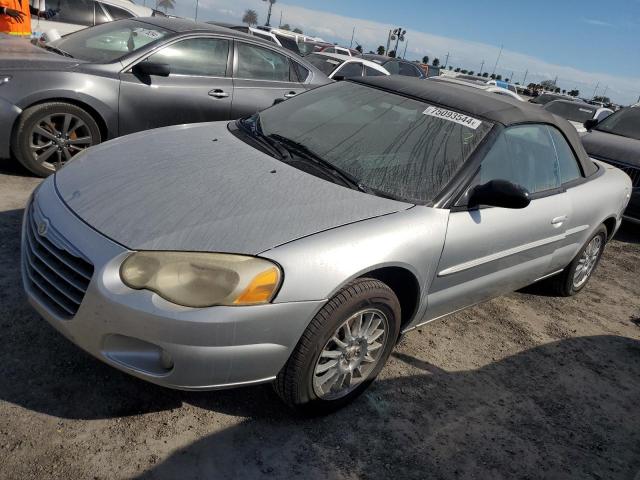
left=423, top=106, right=482, bottom=130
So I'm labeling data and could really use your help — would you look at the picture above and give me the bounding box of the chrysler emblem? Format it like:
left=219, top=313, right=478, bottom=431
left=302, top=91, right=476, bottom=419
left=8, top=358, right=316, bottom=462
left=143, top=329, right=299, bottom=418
left=37, top=220, right=49, bottom=236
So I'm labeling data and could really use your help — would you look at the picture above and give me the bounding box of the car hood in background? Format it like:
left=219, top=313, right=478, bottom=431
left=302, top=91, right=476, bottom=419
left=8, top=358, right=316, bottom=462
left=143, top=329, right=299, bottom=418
left=582, top=129, right=640, bottom=167
left=55, top=122, right=411, bottom=254
left=0, top=34, right=84, bottom=71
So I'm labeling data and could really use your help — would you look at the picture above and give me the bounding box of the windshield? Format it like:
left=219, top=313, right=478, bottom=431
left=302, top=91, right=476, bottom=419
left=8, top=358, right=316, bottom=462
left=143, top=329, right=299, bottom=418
left=545, top=102, right=596, bottom=123
left=305, top=54, right=343, bottom=76
left=594, top=107, right=640, bottom=141
left=51, top=20, right=171, bottom=62
left=254, top=82, right=493, bottom=203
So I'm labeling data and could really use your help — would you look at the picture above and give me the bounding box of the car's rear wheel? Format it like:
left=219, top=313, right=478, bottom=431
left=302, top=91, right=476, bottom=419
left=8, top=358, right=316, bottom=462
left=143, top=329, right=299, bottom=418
left=274, top=278, right=401, bottom=414
left=12, top=102, right=101, bottom=177
left=550, top=225, right=607, bottom=296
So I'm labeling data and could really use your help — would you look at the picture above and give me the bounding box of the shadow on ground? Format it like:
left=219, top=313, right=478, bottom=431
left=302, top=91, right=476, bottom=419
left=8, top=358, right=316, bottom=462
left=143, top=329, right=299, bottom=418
left=134, top=335, right=640, bottom=480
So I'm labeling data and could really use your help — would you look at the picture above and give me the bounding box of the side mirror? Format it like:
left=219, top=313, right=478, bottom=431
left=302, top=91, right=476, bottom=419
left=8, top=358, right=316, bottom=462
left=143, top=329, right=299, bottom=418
left=468, top=179, right=530, bottom=209
left=272, top=98, right=286, bottom=106
left=332, top=75, right=345, bottom=81
left=583, top=118, right=598, bottom=130
left=132, top=61, right=170, bottom=77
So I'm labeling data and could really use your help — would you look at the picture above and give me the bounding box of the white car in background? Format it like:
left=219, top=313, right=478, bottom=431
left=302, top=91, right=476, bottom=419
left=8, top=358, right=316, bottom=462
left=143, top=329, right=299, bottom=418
left=305, top=52, right=389, bottom=80
left=31, top=0, right=157, bottom=41
left=431, top=77, right=525, bottom=101
left=543, top=100, right=614, bottom=133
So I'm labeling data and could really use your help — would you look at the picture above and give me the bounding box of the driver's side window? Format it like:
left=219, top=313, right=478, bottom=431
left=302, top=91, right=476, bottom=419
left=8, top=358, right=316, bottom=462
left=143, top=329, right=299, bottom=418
left=459, top=124, right=561, bottom=206
left=479, top=124, right=559, bottom=192
left=147, top=38, right=229, bottom=77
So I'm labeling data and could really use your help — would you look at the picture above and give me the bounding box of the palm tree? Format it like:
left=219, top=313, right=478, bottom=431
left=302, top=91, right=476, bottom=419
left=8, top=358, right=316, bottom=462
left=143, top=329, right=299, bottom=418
left=156, top=0, right=175, bottom=13
left=422, top=55, right=429, bottom=64
left=262, top=0, right=276, bottom=26
left=432, top=58, right=440, bottom=67
left=293, top=27, right=303, bottom=34
left=377, top=45, right=385, bottom=55
left=242, top=9, right=258, bottom=26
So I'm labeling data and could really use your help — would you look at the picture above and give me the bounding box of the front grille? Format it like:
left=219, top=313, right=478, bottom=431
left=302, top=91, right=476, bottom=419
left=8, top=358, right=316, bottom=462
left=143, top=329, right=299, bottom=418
left=22, top=205, right=94, bottom=319
left=594, top=156, right=640, bottom=188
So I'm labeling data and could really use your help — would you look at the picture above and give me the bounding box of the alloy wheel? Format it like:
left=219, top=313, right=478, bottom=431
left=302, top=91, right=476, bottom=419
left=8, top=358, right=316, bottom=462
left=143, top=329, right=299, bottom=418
left=313, top=308, right=389, bottom=400
left=29, top=113, right=94, bottom=170
left=573, top=235, right=602, bottom=289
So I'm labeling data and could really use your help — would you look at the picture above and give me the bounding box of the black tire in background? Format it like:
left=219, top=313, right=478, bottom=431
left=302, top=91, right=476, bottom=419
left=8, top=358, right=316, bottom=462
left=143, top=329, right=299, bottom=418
left=12, top=102, right=101, bottom=177
left=275, top=278, right=401, bottom=414
left=549, top=225, right=608, bottom=297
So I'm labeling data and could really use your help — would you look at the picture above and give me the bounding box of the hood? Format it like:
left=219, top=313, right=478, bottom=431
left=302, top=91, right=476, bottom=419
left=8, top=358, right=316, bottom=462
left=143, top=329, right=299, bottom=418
left=581, top=129, right=640, bottom=168
left=0, top=35, right=84, bottom=71
left=55, top=122, right=411, bottom=254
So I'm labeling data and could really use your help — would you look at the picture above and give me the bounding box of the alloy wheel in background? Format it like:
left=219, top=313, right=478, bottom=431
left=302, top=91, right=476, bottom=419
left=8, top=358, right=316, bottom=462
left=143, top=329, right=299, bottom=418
left=29, top=113, right=94, bottom=170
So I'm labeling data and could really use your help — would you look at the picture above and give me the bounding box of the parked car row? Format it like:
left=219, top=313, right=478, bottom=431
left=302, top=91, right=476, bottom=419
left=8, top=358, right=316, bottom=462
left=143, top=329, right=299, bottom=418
left=3, top=15, right=636, bottom=413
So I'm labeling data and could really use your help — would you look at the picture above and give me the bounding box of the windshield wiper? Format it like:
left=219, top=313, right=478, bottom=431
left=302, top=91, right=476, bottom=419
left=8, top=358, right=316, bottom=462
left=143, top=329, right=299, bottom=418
left=266, top=134, right=368, bottom=192
left=236, top=116, right=291, bottom=160
left=45, top=45, right=74, bottom=58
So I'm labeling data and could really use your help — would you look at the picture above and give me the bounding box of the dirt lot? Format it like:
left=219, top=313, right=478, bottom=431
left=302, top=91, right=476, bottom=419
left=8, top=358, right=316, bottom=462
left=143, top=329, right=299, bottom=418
left=0, top=159, right=638, bottom=480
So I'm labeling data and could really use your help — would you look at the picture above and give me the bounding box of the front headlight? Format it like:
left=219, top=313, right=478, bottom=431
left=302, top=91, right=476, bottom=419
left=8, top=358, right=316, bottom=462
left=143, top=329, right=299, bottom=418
left=0, top=76, right=11, bottom=86
left=120, top=251, right=282, bottom=308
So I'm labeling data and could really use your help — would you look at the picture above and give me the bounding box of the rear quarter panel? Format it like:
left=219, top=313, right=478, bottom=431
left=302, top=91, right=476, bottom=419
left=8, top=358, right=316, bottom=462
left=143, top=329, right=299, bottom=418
left=567, top=160, right=632, bottom=250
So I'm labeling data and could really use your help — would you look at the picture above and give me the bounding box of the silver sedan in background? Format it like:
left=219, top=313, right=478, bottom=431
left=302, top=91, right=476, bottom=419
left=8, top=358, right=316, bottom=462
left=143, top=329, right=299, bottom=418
left=22, top=76, right=632, bottom=413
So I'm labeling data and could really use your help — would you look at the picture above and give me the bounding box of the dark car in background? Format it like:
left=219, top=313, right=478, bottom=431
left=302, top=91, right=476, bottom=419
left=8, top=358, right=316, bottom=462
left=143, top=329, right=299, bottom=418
left=544, top=100, right=613, bottom=133
left=0, top=18, right=328, bottom=176
left=359, top=54, right=426, bottom=79
left=529, top=92, right=575, bottom=106
left=581, top=106, right=640, bottom=222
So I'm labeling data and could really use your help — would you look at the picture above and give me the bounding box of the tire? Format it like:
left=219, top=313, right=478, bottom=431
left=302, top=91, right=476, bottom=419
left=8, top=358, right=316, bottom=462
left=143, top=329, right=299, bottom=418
left=274, top=278, right=401, bottom=414
left=549, top=225, right=608, bottom=296
left=12, top=102, right=101, bottom=177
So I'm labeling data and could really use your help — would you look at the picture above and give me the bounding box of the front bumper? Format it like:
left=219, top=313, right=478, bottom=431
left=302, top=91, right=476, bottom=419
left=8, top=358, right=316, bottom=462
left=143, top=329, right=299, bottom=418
left=0, top=95, right=21, bottom=158
left=21, top=178, right=325, bottom=390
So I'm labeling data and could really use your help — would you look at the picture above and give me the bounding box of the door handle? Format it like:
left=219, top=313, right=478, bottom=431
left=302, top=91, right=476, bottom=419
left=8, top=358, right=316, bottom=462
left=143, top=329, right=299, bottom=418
left=551, top=215, right=568, bottom=225
left=209, top=89, right=229, bottom=98
left=284, top=92, right=297, bottom=98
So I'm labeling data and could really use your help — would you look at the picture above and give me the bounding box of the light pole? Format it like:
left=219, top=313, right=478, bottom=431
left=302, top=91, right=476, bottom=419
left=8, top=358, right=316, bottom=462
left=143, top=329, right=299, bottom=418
left=479, top=59, right=485, bottom=75
left=491, top=44, right=503, bottom=76
left=263, top=0, right=275, bottom=27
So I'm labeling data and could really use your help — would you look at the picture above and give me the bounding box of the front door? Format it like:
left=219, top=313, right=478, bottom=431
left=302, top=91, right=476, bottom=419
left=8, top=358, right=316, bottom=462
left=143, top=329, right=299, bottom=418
left=427, top=124, right=574, bottom=320
left=231, top=41, right=307, bottom=118
left=118, top=36, right=233, bottom=136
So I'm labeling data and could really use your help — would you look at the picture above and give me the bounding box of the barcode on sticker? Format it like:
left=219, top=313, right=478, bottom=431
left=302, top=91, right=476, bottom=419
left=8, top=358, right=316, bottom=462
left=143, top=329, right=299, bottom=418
left=423, top=106, right=482, bottom=130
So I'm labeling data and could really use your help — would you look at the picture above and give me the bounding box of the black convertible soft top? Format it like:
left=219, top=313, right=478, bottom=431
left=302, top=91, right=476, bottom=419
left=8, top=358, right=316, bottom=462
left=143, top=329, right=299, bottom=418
left=351, top=76, right=598, bottom=177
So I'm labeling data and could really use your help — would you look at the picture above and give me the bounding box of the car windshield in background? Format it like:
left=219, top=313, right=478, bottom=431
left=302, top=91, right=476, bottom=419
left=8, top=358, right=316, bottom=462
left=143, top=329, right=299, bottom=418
left=545, top=102, right=596, bottom=123
left=594, top=107, right=640, bottom=141
left=51, top=20, right=171, bottom=63
left=257, top=82, right=493, bottom=203
left=305, top=54, right=343, bottom=76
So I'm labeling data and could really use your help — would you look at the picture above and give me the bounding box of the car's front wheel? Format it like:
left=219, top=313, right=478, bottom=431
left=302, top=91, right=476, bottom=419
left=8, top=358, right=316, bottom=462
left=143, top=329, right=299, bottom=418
left=275, top=278, right=401, bottom=414
left=12, top=102, right=101, bottom=177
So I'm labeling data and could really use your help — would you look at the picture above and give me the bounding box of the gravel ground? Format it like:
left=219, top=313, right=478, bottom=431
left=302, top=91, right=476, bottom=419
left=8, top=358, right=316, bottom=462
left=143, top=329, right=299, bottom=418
left=0, top=159, right=638, bottom=480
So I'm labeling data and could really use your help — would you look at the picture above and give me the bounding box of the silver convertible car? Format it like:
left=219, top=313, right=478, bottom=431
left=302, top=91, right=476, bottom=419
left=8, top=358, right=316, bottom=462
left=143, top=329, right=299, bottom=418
left=22, top=77, right=632, bottom=413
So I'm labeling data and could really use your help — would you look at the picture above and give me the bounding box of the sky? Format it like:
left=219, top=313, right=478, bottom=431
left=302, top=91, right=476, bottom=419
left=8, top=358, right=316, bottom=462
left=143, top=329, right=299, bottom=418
left=159, top=0, right=640, bottom=105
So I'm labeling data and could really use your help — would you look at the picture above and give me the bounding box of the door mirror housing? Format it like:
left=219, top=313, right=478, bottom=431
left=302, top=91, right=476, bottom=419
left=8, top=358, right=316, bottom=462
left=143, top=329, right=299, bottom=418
left=272, top=97, right=286, bottom=106
left=332, top=75, right=345, bottom=82
left=132, top=61, right=171, bottom=77
left=468, top=179, right=531, bottom=209
left=583, top=118, right=598, bottom=130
